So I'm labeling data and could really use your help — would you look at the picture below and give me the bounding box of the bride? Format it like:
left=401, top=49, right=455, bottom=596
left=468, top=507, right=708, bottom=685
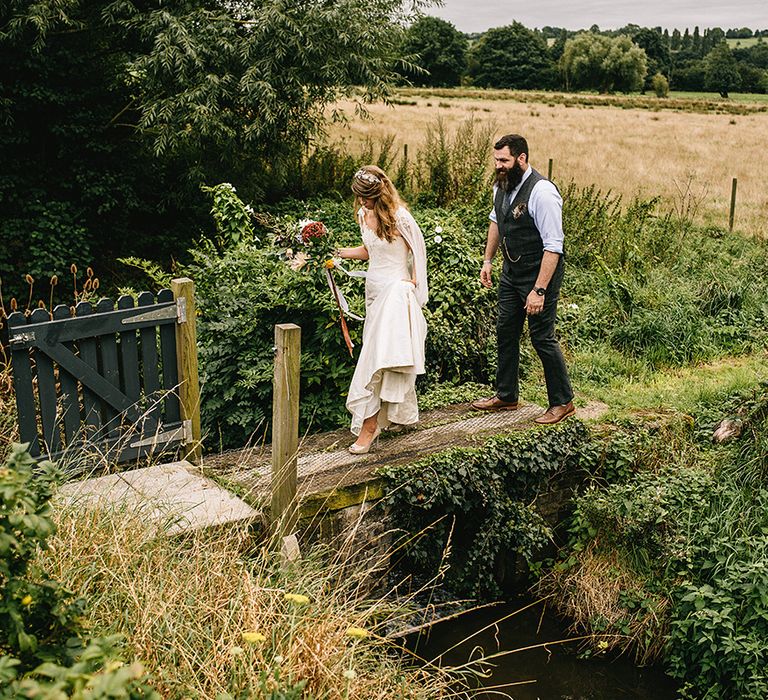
left=336, top=166, right=428, bottom=454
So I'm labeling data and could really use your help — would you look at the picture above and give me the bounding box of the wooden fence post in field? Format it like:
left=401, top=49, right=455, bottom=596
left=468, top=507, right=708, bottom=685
left=271, top=323, right=301, bottom=539
left=171, top=277, right=202, bottom=464
left=729, top=177, right=738, bottom=232
left=547, top=158, right=553, bottom=181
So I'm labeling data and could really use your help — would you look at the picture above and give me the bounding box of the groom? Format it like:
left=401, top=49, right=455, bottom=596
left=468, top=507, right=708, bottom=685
left=472, top=134, right=575, bottom=425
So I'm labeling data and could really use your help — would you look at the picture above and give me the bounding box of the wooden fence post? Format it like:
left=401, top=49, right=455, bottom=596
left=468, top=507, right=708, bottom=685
left=729, top=177, right=737, bottom=232
left=171, top=278, right=202, bottom=464
left=547, top=157, right=553, bottom=181
left=271, top=323, right=301, bottom=538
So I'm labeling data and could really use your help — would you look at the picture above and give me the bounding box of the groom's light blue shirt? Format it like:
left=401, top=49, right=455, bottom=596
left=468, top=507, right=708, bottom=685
left=489, top=166, right=564, bottom=255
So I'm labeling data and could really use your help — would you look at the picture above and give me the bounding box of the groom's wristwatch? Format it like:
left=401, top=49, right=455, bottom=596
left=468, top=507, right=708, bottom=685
left=534, top=286, right=547, bottom=296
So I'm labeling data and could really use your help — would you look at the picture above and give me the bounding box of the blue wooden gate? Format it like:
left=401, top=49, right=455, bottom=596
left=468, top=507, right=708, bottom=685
left=7, top=289, right=191, bottom=465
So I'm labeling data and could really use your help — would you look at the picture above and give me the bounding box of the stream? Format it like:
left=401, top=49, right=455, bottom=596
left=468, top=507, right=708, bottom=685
left=410, top=598, right=679, bottom=699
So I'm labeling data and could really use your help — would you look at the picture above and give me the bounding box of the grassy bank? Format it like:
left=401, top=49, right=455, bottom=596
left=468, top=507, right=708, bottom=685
left=1, top=444, right=464, bottom=698
left=539, top=383, right=768, bottom=698
left=45, top=504, right=459, bottom=699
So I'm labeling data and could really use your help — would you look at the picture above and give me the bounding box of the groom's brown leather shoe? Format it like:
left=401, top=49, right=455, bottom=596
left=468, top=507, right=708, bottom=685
left=471, top=396, right=520, bottom=411
left=534, top=401, right=576, bottom=425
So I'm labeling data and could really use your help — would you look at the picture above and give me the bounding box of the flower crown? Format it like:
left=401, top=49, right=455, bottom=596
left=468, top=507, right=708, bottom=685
left=353, top=169, right=381, bottom=185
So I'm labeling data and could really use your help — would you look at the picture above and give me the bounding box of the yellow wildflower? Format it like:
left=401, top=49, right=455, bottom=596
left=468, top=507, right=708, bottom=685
left=21, top=595, right=33, bottom=606
left=597, top=640, right=609, bottom=650
left=284, top=593, right=310, bottom=606
left=346, top=626, right=369, bottom=639
left=241, top=632, right=267, bottom=644
left=324, top=258, right=335, bottom=269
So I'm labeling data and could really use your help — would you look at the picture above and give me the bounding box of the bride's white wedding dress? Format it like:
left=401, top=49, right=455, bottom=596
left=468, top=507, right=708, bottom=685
left=346, top=206, right=428, bottom=436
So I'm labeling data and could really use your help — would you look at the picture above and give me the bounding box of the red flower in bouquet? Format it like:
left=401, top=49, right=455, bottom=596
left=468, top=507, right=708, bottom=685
left=299, top=219, right=328, bottom=243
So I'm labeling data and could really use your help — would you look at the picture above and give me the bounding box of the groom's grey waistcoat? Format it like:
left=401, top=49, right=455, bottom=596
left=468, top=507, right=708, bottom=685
left=494, top=168, right=546, bottom=261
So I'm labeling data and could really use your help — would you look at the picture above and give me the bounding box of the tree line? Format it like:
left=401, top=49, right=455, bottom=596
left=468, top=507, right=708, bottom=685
left=0, top=1, right=765, bottom=301
left=0, top=0, right=424, bottom=298
left=402, top=18, right=768, bottom=96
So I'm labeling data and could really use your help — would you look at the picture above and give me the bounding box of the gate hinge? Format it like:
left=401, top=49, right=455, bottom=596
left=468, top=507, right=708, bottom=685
left=9, top=330, right=36, bottom=347
left=176, top=297, right=187, bottom=324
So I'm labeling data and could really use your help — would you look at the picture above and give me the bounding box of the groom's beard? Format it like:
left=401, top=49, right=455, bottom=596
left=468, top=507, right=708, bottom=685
left=495, top=161, right=524, bottom=192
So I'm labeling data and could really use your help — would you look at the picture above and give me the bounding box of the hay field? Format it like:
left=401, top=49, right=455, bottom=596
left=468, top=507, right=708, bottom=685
left=327, top=91, right=768, bottom=236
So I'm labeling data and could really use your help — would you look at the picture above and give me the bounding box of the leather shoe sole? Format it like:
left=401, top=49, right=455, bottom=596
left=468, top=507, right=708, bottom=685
left=471, top=396, right=520, bottom=411
left=534, top=401, right=576, bottom=425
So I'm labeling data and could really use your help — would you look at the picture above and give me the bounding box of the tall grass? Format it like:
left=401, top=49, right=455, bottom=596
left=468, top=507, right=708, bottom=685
left=302, top=116, right=495, bottom=207
left=0, top=360, right=17, bottom=458
left=44, top=503, right=465, bottom=699
left=412, top=116, right=495, bottom=206
left=327, top=91, right=768, bottom=235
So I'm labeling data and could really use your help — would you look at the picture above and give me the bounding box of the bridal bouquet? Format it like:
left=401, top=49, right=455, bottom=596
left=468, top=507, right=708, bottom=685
left=277, top=219, right=338, bottom=272
left=275, top=217, right=356, bottom=355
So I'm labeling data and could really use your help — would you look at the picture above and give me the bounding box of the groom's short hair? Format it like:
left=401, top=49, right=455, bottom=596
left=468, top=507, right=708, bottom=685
left=494, top=134, right=529, bottom=161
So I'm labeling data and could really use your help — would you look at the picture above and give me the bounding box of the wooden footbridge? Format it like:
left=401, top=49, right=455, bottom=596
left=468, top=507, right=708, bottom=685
left=8, top=279, right=600, bottom=537
left=59, top=399, right=551, bottom=536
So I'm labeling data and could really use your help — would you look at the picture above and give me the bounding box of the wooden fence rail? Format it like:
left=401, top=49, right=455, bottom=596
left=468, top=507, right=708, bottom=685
left=7, top=278, right=200, bottom=467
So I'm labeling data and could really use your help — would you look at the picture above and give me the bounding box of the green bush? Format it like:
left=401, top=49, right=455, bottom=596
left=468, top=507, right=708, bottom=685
left=185, top=195, right=498, bottom=448
left=0, top=445, right=83, bottom=664
left=549, top=389, right=768, bottom=693
left=558, top=184, right=768, bottom=369
left=0, top=201, right=91, bottom=300
left=570, top=466, right=714, bottom=573
left=652, top=72, right=670, bottom=97
left=0, top=444, right=157, bottom=697
left=0, top=635, right=158, bottom=699
left=667, top=485, right=768, bottom=700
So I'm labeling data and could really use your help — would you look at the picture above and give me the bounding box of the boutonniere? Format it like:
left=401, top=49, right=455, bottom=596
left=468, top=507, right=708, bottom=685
left=512, top=202, right=528, bottom=219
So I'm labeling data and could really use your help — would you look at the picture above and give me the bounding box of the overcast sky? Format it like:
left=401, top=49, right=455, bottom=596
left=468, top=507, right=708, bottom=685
left=426, top=0, right=768, bottom=34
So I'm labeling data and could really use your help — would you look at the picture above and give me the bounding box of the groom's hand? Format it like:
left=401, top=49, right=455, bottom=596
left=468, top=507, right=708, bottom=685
left=480, top=261, right=493, bottom=288
left=525, top=289, right=544, bottom=315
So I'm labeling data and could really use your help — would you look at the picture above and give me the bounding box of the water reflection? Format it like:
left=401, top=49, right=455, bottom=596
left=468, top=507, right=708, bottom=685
left=410, top=599, right=678, bottom=699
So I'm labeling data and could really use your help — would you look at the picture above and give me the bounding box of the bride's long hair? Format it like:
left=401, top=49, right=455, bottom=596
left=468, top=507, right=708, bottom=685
left=351, top=165, right=404, bottom=243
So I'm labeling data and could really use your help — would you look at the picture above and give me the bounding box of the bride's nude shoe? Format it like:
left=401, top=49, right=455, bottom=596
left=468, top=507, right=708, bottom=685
left=349, top=426, right=381, bottom=455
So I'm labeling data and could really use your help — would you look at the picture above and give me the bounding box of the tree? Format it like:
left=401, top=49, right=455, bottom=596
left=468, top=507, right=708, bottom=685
left=0, top=0, right=423, bottom=295
left=549, top=28, right=569, bottom=66
left=681, top=28, right=692, bottom=50
left=726, top=27, right=753, bottom=39
left=671, top=59, right=707, bottom=91
left=633, top=28, right=671, bottom=89
left=738, top=63, right=768, bottom=94
left=468, top=22, right=557, bottom=89
left=401, top=16, right=467, bottom=86
left=671, top=28, right=682, bottom=51
left=561, top=33, right=647, bottom=93
left=652, top=72, right=670, bottom=97
left=705, top=42, right=742, bottom=97
left=734, top=43, right=768, bottom=69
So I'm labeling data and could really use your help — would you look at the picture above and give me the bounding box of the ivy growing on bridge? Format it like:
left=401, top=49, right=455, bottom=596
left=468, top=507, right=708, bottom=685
left=380, top=422, right=595, bottom=599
